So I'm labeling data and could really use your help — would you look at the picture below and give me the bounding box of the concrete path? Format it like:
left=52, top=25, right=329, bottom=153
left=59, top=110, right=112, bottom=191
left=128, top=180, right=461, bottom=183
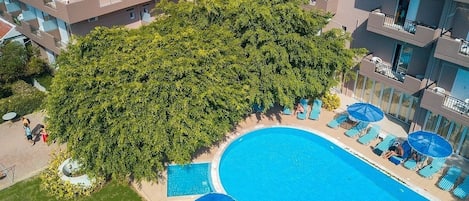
left=0, top=112, right=64, bottom=190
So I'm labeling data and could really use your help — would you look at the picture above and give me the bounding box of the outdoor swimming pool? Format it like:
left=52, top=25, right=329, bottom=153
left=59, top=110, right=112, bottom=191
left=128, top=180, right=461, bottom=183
left=215, top=127, right=429, bottom=201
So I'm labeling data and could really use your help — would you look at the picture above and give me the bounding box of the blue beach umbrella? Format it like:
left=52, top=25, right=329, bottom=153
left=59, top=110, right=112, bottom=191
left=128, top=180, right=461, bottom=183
left=347, top=103, right=384, bottom=122
left=196, top=193, right=236, bottom=201
left=407, top=131, right=453, bottom=158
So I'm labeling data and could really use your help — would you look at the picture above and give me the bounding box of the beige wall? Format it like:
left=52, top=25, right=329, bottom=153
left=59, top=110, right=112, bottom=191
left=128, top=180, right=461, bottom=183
left=452, top=7, right=469, bottom=39
left=70, top=2, right=155, bottom=36
left=416, top=0, right=445, bottom=27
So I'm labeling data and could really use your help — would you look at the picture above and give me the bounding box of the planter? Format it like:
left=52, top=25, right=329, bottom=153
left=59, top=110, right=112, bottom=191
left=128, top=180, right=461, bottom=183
left=58, top=158, right=93, bottom=188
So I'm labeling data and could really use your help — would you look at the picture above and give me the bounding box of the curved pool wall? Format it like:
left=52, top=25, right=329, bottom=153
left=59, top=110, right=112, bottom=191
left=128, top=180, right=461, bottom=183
left=211, top=126, right=434, bottom=201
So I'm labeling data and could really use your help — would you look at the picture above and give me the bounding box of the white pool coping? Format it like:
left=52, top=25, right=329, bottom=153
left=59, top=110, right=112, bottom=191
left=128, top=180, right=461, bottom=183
left=210, top=124, right=438, bottom=201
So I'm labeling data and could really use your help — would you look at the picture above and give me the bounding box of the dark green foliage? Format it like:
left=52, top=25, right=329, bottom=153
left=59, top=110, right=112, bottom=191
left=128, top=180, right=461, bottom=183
left=0, top=85, right=12, bottom=98
left=0, top=80, right=46, bottom=116
left=46, top=0, right=364, bottom=181
left=0, top=41, right=49, bottom=83
left=0, top=41, right=28, bottom=83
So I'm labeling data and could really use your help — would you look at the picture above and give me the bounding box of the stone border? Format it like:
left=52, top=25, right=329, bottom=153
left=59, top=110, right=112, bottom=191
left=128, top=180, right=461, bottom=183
left=58, top=158, right=93, bottom=188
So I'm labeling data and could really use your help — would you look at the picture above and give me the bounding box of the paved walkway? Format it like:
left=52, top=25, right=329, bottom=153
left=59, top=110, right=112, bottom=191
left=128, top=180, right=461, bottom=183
left=0, top=112, right=63, bottom=190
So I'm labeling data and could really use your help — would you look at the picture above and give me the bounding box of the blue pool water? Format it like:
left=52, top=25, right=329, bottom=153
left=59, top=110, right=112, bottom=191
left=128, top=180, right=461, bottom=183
left=218, top=127, right=428, bottom=201
left=167, top=163, right=212, bottom=196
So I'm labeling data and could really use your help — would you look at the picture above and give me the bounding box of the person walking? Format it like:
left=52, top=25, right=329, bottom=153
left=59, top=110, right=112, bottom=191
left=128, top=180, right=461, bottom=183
left=24, top=124, right=34, bottom=145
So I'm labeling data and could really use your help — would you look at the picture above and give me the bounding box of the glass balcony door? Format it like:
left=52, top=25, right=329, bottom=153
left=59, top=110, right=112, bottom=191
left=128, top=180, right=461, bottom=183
left=392, top=44, right=413, bottom=75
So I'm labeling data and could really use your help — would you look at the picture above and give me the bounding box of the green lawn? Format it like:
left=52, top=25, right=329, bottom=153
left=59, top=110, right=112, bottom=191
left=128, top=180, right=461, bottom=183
left=0, top=177, right=143, bottom=201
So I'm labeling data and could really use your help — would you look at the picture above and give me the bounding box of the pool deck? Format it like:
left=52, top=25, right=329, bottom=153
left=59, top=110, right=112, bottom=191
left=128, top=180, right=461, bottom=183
left=133, top=94, right=469, bottom=201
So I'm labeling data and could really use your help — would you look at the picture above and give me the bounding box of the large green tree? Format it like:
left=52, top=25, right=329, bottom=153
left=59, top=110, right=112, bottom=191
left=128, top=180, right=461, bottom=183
left=46, top=0, right=364, bottom=181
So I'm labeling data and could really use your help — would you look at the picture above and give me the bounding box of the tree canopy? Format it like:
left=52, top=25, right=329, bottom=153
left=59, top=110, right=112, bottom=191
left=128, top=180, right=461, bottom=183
left=46, top=0, right=364, bottom=181
left=0, top=41, right=48, bottom=83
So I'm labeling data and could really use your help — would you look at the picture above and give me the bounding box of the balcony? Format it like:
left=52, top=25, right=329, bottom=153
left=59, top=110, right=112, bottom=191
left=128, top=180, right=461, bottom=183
left=434, top=35, right=469, bottom=68
left=15, top=20, right=62, bottom=54
left=18, top=0, right=151, bottom=24
left=366, top=10, right=440, bottom=47
left=420, top=88, right=469, bottom=125
left=359, top=55, right=424, bottom=95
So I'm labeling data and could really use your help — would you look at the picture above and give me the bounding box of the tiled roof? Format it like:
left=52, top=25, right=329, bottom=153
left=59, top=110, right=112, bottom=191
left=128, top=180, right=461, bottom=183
left=0, top=19, right=13, bottom=39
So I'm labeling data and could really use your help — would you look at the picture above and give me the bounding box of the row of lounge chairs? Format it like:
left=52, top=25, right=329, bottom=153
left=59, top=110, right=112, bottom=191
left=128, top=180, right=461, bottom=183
left=437, top=165, right=469, bottom=199
left=283, top=98, right=322, bottom=120
left=371, top=133, right=469, bottom=199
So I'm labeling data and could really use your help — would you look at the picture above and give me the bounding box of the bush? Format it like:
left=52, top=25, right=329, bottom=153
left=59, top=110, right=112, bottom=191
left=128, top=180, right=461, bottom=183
left=0, top=80, right=46, bottom=116
left=40, top=151, right=105, bottom=200
left=0, top=86, right=13, bottom=98
left=321, top=93, right=341, bottom=111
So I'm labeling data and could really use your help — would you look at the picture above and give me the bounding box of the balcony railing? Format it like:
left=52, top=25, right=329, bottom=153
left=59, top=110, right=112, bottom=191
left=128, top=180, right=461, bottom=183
left=443, top=95, right=469, bottom=116
left=383, top=14, right=417, bottom=34
left=459, top=40, right=469, bottom=56
left=375, top=62, right=405, bottom=82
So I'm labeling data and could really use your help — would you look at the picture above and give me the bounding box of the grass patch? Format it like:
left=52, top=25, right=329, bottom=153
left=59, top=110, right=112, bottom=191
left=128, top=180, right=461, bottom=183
left=0, top=80, right=46, bottom=117
left=0, top=176, right=143, bottom=201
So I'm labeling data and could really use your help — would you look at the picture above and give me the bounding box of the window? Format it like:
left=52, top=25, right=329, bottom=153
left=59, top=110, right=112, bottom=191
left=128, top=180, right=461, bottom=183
left=87, top=17, right=98, bottom=22
left=127, top=8, right=135, bottom=19
left=392, top=44, right=413, bottom=75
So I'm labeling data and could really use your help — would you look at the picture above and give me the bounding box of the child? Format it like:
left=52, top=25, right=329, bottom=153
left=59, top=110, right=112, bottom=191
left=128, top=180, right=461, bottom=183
left=22, top=117, right=30, bottom=127
left=40, top=125, right=48, bottom=143
left=25, top=124, right=33, bottom=145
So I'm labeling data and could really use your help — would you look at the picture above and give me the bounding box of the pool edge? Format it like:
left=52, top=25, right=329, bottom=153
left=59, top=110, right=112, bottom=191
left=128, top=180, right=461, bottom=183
left=210, top=124, right=438, bottom=201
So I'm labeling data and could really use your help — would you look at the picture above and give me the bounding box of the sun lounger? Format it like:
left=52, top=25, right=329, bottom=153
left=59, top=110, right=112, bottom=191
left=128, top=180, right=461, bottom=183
left=345, top=121, right=369, bottom=137
left=358, top=125, right=380, bottom=145
left=453, top=176, right=469, bottom=199
left=389, top=140, right=412, bottom=165
left=308, top=99, right=322, bottom=120
left=252, top=103, right=263, bottom=113
left=297, top=99, right=309, bottom=120
left=403, top=154, right=426, bottom=170
left=282, top=106, right=292, bottom=115
left=418, top=158, right=446, bottom=179
left=327, top=114, right=348, bottom=129
left=438, top=166, right=462, bottom=191
left=373, top=134, right=397, bottom=156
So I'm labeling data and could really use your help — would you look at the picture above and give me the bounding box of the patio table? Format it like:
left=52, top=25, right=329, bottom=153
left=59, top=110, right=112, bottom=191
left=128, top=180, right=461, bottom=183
left=2, top=112, right=16, bottom=121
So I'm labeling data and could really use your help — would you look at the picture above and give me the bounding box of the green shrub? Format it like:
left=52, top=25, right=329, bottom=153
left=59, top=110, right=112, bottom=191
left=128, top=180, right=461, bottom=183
left=0, top=80, right=46, bottom=116
left=321, top=93, right=341, bottom=111
left=40, top=151, right=105, bottom=200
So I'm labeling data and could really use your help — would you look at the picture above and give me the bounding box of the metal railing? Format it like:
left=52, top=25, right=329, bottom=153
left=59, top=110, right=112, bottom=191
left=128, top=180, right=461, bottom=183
left=442, top=94, right=469, bottom=116
left=374, top=62, right=405, bottom=82
left=381, top=13, right=416, bottom=34
left=459, top=40, right=469, bottom=56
